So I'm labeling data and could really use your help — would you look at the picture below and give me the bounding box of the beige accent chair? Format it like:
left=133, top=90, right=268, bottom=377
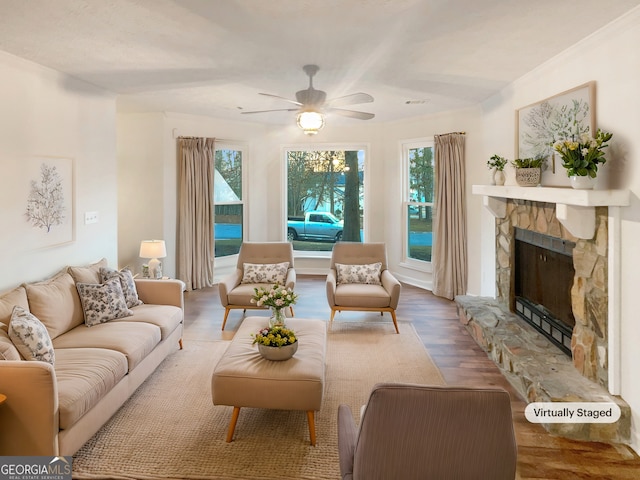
left=218, top=242, right=296, bottom=330
left=338, top=383, right=518, bottom=480
left=326, top=242, right=400, bottom=333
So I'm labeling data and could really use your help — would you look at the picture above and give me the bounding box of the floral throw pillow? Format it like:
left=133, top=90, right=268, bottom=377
left=76, top=279, right=133, bottom=327
left=335, top=262, right=383, bottom=285
left=8, top=306, right=55, bottom=364
left=99, top=267, right=143, bottom=308
left=241, top=262, right=289, bottom=285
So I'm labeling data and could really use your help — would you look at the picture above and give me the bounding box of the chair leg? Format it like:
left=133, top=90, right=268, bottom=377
left=307, top=410, right=317, bottom=446
left=289, top=306, right=295, bottom=317
left=329, top=309, right=336, bottom=331
left=178, top=338, right=183, bottom=349
left=221, top=308, right=231, bottom=331
left=390, top=310, right=400, bottom=334
left=226, top=406, right=241, bottom=442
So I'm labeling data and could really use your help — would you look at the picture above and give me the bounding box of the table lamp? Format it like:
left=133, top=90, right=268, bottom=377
left=139, top=240, right=166, bottom=279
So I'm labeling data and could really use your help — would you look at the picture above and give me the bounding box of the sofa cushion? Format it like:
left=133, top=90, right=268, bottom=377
left=99, top=267, right=143, bottom=308
left=76, top=279, right=133, bottom=327
left=52, top=321, right=161, bottom=371
left=0, top=326, right=21, bottom=361
left=113, top=304, right=183, bottom=340
left=55, top=347, right=128, bottom=429
left=241, top=262, right=289, bottom=285
left=68, top=258, right=108, bottom=285
left=0, top=286, right=29, bottom=361
left=8, top=306, right=55, bottom=364
left=335, top=262, right=382, bottom=285
left=334, top=283, right=391, bottom=308
left=0, top=286, right=30, bottom=325
left=25, top=271, right=84, bottom=340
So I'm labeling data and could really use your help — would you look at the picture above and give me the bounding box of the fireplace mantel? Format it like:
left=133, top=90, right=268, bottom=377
left=472, top=185, right=630, bottom=239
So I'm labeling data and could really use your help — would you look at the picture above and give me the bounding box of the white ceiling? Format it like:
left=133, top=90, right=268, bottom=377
left=0, top=0, right=638, bottom=125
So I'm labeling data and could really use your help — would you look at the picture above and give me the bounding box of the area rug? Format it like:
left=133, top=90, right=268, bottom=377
left=72, top=321, right=445, bottom=480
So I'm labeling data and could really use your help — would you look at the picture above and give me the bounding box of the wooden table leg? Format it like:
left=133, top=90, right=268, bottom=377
left=226, top=406, right=241, bottom=443
left=306, top=410, right=316, bottom=446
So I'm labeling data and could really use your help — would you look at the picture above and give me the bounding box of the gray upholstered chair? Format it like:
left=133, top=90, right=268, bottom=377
left=218, top=242, right=296, bottom=330
left=338, top=383, right=518, bottom=480
left=326, top=242, right=401, bottom=333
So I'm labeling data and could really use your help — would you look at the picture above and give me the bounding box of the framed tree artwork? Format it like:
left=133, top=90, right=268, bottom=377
left=516, top=82, right=596, bottom=175
left=24, top=156, right=75, bottom=248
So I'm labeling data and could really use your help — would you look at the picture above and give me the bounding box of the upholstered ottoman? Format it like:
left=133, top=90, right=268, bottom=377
left=211, top=317, right=326, bottom=445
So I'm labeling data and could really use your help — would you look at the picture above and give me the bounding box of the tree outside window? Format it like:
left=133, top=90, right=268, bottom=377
left=286, top=149, right=364, bottom=252
left=404, top=142, right=434, bottom=263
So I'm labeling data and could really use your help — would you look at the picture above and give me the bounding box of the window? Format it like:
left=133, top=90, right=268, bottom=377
left=214, top=146, right=244, bottom=257
left=286, top=148, right=365, bottom=252
left=403, top=141, right=434, bottom=265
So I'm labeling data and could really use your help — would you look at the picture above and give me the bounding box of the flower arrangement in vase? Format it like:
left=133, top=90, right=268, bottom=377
left=252, top=325, right=298, bottom=361
left=511, top=157, right=544, bottom=187
left=251, top=284, right=298, bottom=327
left=487, top=154, right=508, bottom=185
left=552, top=129, right=613, bottom=189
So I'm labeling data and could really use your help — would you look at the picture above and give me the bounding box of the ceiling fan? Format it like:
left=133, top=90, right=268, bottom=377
left=241, top=64, right=374, bottom=134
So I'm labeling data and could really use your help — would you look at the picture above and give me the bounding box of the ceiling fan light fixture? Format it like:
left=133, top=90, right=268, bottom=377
left=297, top=111, right=325, bottom=135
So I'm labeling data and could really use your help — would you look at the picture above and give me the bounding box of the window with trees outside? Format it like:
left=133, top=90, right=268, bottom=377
left=404, top=141, right=434, bottom=265
left=286, top=148, right=364, bottom=252
left=214, top=146, right=244, bottom=257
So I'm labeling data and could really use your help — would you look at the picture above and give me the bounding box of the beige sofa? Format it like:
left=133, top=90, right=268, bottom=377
left=0, top=259, right=184, bottom=456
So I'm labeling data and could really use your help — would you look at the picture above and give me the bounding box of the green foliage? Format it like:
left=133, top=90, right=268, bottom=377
left=409, top=147, right=434, bottom=203
left=487, top=154, right=508, bottom=171
left=511, top=157, right=544, bottom=169
left=552, top=129, right=613, bottom=178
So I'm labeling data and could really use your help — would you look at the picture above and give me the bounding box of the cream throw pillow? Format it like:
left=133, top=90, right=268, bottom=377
left=9, top=306, right=55, bottom=364
left=335, top=262, right=382, bottom=285
left=241, top=262, right=289, bottom=285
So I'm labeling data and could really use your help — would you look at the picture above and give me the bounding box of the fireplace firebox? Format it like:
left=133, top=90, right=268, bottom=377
left=513, top=228, right=575, bottom=355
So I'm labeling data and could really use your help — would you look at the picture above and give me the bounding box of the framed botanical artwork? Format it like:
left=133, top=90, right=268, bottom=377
left=516, top=82, right=595, bottom=174
left=23, top=156, right=75, bottom=248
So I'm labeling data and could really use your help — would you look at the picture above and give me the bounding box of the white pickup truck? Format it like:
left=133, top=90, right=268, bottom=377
left=287, top=211, right=344, bottom=242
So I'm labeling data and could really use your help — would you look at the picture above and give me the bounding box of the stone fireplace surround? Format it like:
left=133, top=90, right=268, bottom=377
left=459, top=185, right=631, bottom=444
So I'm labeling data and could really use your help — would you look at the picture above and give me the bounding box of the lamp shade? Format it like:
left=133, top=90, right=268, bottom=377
left=296, top=111, right=325, bottom=135
left=139, top=240, right=167, bottom=259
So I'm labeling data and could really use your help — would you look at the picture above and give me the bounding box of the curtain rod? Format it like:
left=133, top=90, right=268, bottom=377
left=435, top=131, right=466, bottom=136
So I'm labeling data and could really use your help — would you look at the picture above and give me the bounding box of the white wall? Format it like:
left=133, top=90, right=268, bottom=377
left=0, top=51, right=117, bottom=291
left=476, top=8, right=640, bottom=452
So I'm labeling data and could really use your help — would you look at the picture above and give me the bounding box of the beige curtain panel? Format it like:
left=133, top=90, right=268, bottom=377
left=177, top=137, right=215, bottom=291
left=432, top=132, right=467, bottom=300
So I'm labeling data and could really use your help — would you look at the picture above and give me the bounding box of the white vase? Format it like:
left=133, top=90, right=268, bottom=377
left=493, top=169, right=505, bottom=186
left=570, top=175, right=596, bottom=190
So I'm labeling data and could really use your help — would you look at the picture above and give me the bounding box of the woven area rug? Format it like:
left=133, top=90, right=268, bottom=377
left=72, top=321, right=445, bottom=480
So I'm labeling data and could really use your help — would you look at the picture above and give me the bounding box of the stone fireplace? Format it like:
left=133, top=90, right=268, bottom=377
left=496, top=199, right=609, bottom=388
left=457, top=184, right=631, bottom=444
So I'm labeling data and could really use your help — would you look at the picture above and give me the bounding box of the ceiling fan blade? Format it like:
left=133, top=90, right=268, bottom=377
left=329, top=108, right=375, bottom=120
left=327, top=92, right=374, bottom=107
left=240, top=108, right=300, bottom=115
left=259, top=93, right=302, bottom=106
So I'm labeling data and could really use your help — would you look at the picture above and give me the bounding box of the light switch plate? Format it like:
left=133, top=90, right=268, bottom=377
left=84, top=211, right=99, bottom=224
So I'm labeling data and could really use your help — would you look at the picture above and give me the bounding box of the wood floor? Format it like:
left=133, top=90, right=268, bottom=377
left=183, top=275, right=640, bottom=480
